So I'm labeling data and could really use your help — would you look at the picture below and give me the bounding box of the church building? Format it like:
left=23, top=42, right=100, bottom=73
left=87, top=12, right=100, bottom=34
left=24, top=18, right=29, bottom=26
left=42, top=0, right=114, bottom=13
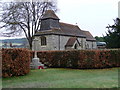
left=33, top=10, right=97, bottom=51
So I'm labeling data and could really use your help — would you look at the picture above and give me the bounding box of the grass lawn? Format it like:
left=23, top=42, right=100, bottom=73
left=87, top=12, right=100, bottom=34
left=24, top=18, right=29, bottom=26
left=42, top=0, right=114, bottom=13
left=2, top=68, right=119, bottom=88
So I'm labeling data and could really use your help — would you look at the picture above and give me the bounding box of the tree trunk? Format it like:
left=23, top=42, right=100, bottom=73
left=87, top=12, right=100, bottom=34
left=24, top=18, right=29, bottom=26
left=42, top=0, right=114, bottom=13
left=27, top=37, right=33, bottom=50
left=29, top=42, right=32, bottom=50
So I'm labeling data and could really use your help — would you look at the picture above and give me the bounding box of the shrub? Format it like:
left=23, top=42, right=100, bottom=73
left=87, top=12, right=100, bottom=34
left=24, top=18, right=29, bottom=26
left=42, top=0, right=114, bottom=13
left=0, top=50, right=2, bottom=77
left=32, top=50, right=120, bottom=69
left=2, top=48, right=30, bottom=77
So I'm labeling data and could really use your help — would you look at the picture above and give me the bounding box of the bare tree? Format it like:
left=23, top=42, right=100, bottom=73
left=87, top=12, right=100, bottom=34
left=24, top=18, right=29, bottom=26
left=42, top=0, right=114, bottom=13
left=0, top=1, right=57, bottom=49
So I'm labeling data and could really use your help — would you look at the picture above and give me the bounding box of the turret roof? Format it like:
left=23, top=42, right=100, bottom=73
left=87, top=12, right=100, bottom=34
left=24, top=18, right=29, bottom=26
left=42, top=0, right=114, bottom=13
left=41, top=10, right=59, bottom=20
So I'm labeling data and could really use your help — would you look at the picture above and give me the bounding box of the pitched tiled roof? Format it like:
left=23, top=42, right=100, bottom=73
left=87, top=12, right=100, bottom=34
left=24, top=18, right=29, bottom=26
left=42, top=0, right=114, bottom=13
left=65, top=37, right=77, bottom=47
left=82, top=30, right=96, bottom=41
left=59, top=22, right=85, bottom=37
left=35, top=22, right=86, bottom=37
left=35, top=10, right=95, bottom=40
left=41, top=10, right=59, bottom=20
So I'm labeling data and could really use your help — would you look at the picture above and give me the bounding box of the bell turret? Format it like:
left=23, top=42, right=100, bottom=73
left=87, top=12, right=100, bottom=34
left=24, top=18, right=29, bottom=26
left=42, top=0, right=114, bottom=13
left=40, top=10, right=60, bottom=30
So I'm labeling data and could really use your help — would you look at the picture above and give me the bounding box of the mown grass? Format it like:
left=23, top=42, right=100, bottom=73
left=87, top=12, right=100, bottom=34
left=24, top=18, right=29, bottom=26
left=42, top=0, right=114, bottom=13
left=2, top=68, right=119, bottom=88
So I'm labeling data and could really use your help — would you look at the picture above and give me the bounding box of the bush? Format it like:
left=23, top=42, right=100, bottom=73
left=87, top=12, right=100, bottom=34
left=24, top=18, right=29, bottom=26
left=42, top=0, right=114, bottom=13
left=32, top=50, right=120, bottom=69
left=4, top=49, right=119, bottom=77
left=0, top=50, right=2, bottom=77
left=2, top=48, right=30, bottom=77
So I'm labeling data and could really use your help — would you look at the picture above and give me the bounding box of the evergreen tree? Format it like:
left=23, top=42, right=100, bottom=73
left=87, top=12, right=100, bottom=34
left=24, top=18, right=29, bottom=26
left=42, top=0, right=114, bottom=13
left=95, top=36, right=105, bottom=42
left=104, top=18, right=120, bottom=48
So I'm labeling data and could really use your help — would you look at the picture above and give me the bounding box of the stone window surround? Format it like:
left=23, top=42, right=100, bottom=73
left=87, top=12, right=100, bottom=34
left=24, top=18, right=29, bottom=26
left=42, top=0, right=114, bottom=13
left=41, top=36, right=47, bottom=46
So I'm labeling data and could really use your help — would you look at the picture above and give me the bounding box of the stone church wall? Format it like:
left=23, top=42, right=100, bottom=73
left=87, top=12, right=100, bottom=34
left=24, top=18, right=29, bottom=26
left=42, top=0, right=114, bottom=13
left=32, top=35, right=54, bottom=51
left=32, top=35, right=88, bottom=51
left=86, top=41, right=97, bottom=49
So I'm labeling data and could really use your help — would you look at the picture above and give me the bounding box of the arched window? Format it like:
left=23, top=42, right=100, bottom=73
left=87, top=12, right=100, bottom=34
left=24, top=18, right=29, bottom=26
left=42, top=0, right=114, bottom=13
left=41, top=36, right=47, bottom=46
left=74, top=43, right=77, bottom=49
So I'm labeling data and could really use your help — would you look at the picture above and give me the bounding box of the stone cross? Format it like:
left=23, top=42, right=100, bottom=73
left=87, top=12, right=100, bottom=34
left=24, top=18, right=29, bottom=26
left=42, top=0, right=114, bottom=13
left=30, top=38, right=45, bottom=69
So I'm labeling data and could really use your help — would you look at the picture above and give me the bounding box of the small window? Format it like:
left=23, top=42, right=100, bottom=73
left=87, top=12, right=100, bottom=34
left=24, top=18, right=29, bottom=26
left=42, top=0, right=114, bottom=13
left=74, top=43, right=77, bottom=49
left=41, top=36, right=47, bottom=46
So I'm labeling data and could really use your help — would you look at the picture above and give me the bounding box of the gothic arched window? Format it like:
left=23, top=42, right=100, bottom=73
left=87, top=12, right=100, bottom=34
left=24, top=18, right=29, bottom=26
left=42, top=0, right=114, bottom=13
left=74, top=43, right=77, bottom=49
left=41, top=36, right=47, bottom=46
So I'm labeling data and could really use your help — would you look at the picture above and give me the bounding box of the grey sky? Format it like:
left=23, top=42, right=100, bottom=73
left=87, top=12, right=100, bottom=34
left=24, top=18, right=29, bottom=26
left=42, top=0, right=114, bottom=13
left=57, top=0, right=119, bottom=37
left=0, top=0, right=119, bottom=39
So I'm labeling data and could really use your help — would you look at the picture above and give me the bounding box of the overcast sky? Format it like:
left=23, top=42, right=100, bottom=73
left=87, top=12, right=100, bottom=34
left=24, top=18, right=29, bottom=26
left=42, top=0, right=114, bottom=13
left=0, top=0, right=119, bottom=39
left=57, top=0, right=119, bottom=37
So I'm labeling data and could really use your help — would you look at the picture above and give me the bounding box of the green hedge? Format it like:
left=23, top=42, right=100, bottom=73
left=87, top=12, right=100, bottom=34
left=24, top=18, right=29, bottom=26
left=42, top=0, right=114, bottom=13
left=34, top=50, right=120, bottom=69
left=2, top=48, right=30, bottom=77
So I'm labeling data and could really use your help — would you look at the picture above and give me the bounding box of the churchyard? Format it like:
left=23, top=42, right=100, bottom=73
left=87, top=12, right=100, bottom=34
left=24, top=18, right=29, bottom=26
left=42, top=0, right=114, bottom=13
left=1, top=48, right=120, bottom=88
left=2, top=68, right=119, bottom=88
left=0, top=0, right=120, bottom=89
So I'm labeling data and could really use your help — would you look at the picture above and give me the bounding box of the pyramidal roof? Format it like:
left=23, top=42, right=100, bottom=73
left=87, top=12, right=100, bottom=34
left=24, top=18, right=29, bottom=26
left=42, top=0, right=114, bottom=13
left=41, top=10, right=59, bottom=20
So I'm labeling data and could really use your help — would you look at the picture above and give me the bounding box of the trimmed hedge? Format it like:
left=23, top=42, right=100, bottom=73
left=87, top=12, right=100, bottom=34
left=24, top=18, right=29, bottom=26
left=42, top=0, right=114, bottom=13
left=0, top=50, right=2, bottom=77
left=2, top=49, right=120, bottom=77
left=33, top=50, right=120, bottom=69
left=2, top=48, right=30, bottom=77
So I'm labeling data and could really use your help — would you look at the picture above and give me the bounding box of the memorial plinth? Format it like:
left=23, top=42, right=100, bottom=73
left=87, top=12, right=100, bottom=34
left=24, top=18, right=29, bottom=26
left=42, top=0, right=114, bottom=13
left=30, top=52, right=45, bottom=69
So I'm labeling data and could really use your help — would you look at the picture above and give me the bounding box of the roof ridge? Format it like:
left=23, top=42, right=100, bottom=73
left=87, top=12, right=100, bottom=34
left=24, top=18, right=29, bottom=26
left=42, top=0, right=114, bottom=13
left=81, top=30, right=89, bottom=32
left=60, top=22, right=78, bottom=27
